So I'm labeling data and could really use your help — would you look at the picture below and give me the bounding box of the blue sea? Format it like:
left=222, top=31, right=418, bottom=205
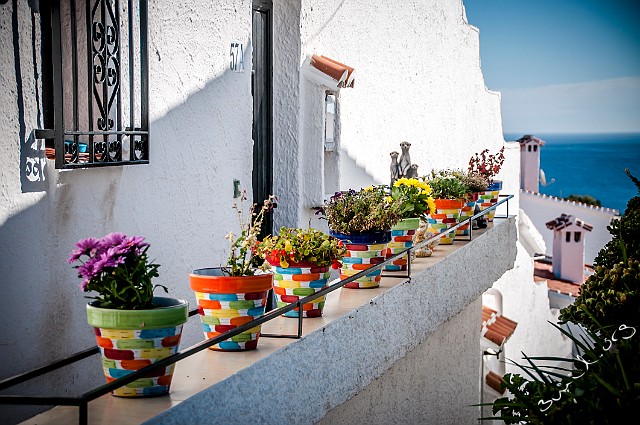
left=504, top=133, right=640, bottom=214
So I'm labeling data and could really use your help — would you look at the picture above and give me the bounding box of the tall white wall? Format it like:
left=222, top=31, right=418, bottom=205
left=0, top=1, right=254, bottom=422
left=521, top=190, right=618, bottom=264
left=272, top=0, right=508, bottom=228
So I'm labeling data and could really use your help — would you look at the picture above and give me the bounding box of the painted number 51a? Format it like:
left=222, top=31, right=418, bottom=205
left=230, top=42, right=244, bottom=72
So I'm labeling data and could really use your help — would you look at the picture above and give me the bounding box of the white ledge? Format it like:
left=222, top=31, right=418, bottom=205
left=24, top=217, right=517, bottom=425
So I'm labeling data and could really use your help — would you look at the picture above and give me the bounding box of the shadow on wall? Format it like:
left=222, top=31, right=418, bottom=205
left=0, top=32, right=253, bottom=424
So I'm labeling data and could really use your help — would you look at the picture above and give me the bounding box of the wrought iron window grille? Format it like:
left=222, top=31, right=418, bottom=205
left=0, top=196, right=513, bottom=424
left=37, top=0, right=149, bottom=169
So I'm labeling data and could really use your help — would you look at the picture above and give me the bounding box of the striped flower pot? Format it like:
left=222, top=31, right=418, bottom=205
left=477, top=180, right=502, bottom=222
left=330, top=230, right=391, bottom=289
left=427, top=198, right=464, bottom=245
left=384, top=217, right=420, bottom=271
left=87, top=297, right=189, bottom=397
left=267, top=260, right=330, bottom=318
left=455, top=193, right=479, bottom=237
left=189, top=268, right=273, bottom=351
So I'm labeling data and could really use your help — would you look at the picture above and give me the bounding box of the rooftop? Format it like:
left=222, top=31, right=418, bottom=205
left=533, top=259, right=593, bottom=297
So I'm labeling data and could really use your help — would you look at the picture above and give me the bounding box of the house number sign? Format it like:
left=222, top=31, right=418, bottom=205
left=230, top=42, right=244, bottom=72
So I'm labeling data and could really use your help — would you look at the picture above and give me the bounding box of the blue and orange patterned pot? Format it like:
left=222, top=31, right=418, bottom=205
left=189, top=268, right=273, bottom=351
left=477, top=180, right=502, bottom=222
left=455, top=193, right=479, bottom=237
left=87, top=297, right=189, bottom=397
left=330, top=230, right=391, bottom=289
left=268, top=260, right=330, bottom=318
left=385, top=217, right=420, bottom=271
left=427, top=199, right=464, bottom=245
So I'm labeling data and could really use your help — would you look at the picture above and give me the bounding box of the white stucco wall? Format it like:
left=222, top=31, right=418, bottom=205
left=272, top=0, right=507, bottom=228
left=1, top=1, right=254, bottom=422
left=520, top=190, right=618, bottom=264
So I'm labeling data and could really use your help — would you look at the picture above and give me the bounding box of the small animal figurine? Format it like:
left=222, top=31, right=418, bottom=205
left=406, top=164, right=419, bottom=179
left=398, top=141, right=411, bottom=178
left=390, top=151, right=400, bottom=186
left=414, top=223, right=438, bottom=258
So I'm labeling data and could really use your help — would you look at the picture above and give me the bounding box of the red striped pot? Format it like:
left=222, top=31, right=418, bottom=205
left=427, top=198, right=464, bottom=245
left=189, top=268, right=273, bottom=351
left=267, top=260, right=330, bottom=318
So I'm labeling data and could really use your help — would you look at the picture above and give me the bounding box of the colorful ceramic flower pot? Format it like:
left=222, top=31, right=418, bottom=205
left=267, top=260, right=330, bottom=318
left=330, top=230, right=391, bottom=289
left=189, top=268, right=273, bottom=351
left=427, top=199, right=464, bottom=245
left=384, top=217, right=421, bottom=271
left=477, top=180, right=502, bottom=222
left=455, top=193, right=479, bottom=237
left=87, top=297, right=189, bottom=397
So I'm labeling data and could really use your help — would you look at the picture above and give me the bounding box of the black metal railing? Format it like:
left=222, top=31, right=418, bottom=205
left=0, top=195, right=513, bottom=424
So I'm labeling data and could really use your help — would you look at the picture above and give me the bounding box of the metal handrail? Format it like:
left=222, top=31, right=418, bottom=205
left=0, top=195, right=514, bottom=424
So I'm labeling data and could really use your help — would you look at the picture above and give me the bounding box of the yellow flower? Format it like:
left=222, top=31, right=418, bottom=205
left=385, top=196, right=393, bottom=203
left=284, top=240, right=293, bottom=252
left=364, top=186, right=374, bottom=192
left=427, top=197, right=436, bottom=214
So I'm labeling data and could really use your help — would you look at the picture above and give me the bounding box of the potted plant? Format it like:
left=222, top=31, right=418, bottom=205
left=320, top=186, right=401, bottom=288
left=456, top=171, right=489, bottom=236
left=254, top=227, right=347, bottom=317
left=385, top=177, right=436, bottom=271
left=468, top=146, right=505, bottom=222
left=68, top=233, right=188, bottom=397
left=189, top=192, right=275, bottom=351
left=425, top=172, right=469, bottom=245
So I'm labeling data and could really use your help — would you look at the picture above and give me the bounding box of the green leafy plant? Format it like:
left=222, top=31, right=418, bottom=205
left=255, top=227, right=347, bottom=269
left=224, top=191, right=276, bottom=276
left=485, top=171, right=640, bottom=423
left=390, top=177, right=436, bottom=219
left=483, top=322, right=639, bottom=424
left=320, top=186, right=402, bottom=234
left=565, top=194, right=601, bottom=207
left=425, top=171, right=469, bottom=200
left=68, top=233, right=166, bottom=309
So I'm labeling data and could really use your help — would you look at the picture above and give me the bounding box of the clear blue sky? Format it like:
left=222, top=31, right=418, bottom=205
left=464, top=0, right=640, bottom=134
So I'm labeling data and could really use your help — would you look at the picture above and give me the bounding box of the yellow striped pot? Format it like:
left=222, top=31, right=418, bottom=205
left=384, top=217, right=420, bottom=271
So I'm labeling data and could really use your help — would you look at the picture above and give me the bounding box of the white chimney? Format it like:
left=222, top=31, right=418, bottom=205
left=518, top=135, right=545, bottom=193
left=546, top=214, right=593, bottom=283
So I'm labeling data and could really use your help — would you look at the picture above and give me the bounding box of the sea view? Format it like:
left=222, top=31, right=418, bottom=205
left=505, top=133, right=640, bottom=213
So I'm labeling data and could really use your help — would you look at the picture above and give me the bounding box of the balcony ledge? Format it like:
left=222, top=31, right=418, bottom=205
left=24, top=217, right=517, bottom=425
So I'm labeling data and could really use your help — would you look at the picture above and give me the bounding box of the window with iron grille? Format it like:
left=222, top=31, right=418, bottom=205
left=39, top=0, right=149, bottom=169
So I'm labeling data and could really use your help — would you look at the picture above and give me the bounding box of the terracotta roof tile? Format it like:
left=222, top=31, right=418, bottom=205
left=481, top=306, right=517, bottom=347
left=486, top=371, right=506, bottom=395
left=310, top=54, right=355, bottom=88
left=516, top=134, right=545, bottom=146
left=545, top=214, right=593, bottom=232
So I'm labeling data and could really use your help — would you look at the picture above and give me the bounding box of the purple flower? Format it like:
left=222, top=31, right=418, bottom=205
left=67, top=237, right=100, bottom=263
left=101, top=232, right=127, bottom=248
